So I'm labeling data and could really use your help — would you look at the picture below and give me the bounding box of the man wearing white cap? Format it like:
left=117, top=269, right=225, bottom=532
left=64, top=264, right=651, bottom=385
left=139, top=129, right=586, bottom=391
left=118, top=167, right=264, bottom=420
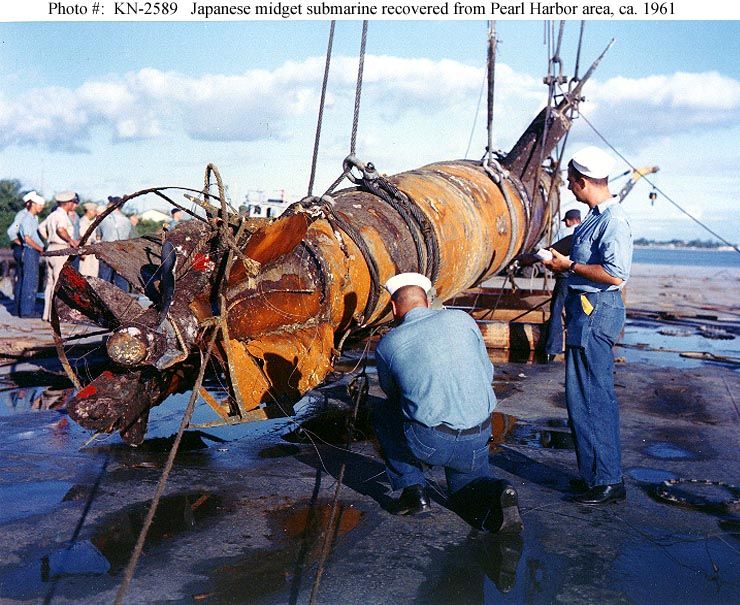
left=39, top=191, right=79, bottom=321
left=372, top=272, right=522, bottom=533
left=13, top=191, right=47, bottom=317
left=7, top=192, right=35, bottom=313
left=543, top=146, right=633, bottom=505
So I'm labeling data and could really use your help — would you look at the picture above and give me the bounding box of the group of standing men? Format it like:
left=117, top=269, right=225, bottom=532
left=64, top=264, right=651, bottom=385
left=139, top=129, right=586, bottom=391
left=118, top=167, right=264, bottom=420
left=371, top=145, right=632, bottom=535
left=7, top=191, right=136, bottom=320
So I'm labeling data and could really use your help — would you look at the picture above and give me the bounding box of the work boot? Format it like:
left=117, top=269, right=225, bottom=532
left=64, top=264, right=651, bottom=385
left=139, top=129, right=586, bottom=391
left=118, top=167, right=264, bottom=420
left=488, top=483, right=524, bottom=534
left=394, top=484, right=432, bottom=516
left=449, top=479, right=524, bottom=534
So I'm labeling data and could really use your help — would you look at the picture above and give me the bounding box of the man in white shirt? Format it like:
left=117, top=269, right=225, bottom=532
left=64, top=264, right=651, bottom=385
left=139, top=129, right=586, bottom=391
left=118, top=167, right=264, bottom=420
left=78, top=202, right=101, bottom=278
left=39, top=191, right=79, bottom=321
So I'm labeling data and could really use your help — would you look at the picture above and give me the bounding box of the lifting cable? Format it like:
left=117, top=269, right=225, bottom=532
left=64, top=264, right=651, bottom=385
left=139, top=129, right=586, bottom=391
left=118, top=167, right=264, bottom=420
left=485, top=20, right=497, bottom=166
left=479, top=22, right=526, bottom=275
left=302, top=21, right=384, bottom=325
left=537, top=20, right=566, bottom=252
left=307, top=21, right=336, bottom=197
left=541, top=20, right=585, bottom=246
left=579, top=112, right=740, bottom=255
left=323, top=20, right=369, bottom=198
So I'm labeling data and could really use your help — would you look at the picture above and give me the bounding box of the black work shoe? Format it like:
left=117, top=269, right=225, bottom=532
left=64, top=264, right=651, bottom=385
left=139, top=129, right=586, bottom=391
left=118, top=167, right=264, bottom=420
left=573, top=481, right=626, bottom=505
left=495, top=484, right=524, bottom=534
left=394, top=485, right=432, bottom=516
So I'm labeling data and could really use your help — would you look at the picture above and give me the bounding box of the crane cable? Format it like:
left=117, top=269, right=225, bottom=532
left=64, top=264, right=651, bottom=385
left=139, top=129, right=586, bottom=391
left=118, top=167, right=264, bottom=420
left=323, top=20, right=369, bottom=198
left=485, top=20, right=497, bottom=165
left=307, top=21, right=336, bottom=197
left=579, top=112, right=740, bottom=254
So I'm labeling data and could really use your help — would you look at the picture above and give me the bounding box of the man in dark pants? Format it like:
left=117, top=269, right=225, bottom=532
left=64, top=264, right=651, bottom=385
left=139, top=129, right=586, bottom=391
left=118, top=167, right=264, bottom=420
left=372, top=272, right=523, bottom=533
left=16, top=192, right=47, bottom=318
left=544, top=146, right=633, bottom=505
left=543, top=208, right=582, bottom=360
left=7, top=195, right=32, bottom=314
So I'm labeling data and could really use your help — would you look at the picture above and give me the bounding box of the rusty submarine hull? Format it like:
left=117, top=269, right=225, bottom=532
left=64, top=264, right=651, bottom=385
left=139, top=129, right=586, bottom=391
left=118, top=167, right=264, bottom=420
left=52, top=60, right=600, bottom=444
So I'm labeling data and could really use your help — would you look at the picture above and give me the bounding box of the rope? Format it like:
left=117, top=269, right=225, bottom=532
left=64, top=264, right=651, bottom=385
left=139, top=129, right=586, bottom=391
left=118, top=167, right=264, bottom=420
left=113, top=168, right=242, bottom=602
left=113, top=333, right=219, bottom=605
left=346, top=158, right=440, bottom=283
left=308, top=365, right=369, bottom=605
left=307, top=21, right=336, bottom=197
left=579, top=113, right=740, bottom=254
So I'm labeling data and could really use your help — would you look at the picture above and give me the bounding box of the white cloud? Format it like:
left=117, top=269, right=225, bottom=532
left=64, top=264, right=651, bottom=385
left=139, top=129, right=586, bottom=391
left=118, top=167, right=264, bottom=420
left=583, top=71, right=740, bottom=147
left=0, top=55, right=548, bottom=152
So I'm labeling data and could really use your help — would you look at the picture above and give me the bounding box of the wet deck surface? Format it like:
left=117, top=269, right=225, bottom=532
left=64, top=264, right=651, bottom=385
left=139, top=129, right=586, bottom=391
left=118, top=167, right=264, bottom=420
left=0, top=264, right=739, bottom=604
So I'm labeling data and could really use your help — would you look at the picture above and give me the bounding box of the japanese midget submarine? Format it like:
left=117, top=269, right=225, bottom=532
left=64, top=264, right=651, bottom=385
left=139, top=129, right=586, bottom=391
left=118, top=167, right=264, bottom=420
left=51, top=54, right=605, bottom=445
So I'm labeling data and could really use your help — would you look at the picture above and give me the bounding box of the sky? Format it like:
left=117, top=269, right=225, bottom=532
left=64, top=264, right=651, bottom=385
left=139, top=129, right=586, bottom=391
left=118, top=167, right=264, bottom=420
left=0, top=17, right=739, bottom=244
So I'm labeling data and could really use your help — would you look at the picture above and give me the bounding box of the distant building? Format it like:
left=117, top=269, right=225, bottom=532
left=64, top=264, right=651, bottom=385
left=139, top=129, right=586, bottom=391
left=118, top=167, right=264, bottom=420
left=244, top=198, right=291, bottom=219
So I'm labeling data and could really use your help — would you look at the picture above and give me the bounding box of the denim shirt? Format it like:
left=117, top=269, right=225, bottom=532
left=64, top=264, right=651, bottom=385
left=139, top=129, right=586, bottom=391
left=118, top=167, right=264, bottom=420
left=568, top=197, right=633, bottom=292
left=18, top=212, right=43, bottom=249
left=375, top=307, right=496, bottom=429
left=6, top=209, right=27, bottom=242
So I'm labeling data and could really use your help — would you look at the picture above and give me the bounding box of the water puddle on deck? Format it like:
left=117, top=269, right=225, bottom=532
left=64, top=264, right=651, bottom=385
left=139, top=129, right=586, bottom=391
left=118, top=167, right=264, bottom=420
left=500, top=416, right=575, bottom=450
left=187, top=499, right=364, bottom=604
left=611, top=534, right=740, bottom=604
left=0, top=491, right=223, bottom=600
left=625, top=466, right=679, bottom=484
left=0, top=481, right=74, bottom=524
left=419, top=526, right=567, bottom=605
left=643, top=441, right=698, bottom=460
left=619, top=320, right=740, bottom=370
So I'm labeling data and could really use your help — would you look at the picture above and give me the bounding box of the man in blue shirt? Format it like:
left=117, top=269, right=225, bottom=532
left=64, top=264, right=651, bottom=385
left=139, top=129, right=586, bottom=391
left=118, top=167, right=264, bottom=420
left=7, top=196, right=31, bottom=313
left=373, top=272, right=522, bottom=533
left=544, top=146, right=633, bottom=505
left=16, top=192, right=47, bottom=318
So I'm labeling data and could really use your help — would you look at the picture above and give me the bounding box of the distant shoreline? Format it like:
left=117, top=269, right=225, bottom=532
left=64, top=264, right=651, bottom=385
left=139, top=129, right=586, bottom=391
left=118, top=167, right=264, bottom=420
left=634, top=244, right=737, bottom=252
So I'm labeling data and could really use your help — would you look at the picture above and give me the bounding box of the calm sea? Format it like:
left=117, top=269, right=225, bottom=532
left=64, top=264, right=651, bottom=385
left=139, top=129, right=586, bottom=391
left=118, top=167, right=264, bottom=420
left=633, top=247, right=740, bottom=268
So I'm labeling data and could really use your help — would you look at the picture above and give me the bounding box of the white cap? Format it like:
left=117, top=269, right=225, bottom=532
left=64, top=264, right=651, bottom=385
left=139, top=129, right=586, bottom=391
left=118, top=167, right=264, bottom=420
left=570, top=146, right=615, bottom=180
left=55, top=190, right=78, bottom=204
left=22, top=190, right=46, bottom=207
left=384, top=272, right=432, bottom=297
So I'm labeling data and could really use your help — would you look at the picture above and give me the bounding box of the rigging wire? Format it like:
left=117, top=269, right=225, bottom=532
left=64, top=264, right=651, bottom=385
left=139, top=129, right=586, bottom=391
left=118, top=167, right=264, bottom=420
left=486, top=20, right=498, bottom=163
left=464, top=67, right=486, bottom=158
left=322, top=20, right=369, bottom=197
left=350, top=21, right=369, bottom=156
left=307, top=21, right=336, bottom=197
left=579, top=113, right=740, bottom=254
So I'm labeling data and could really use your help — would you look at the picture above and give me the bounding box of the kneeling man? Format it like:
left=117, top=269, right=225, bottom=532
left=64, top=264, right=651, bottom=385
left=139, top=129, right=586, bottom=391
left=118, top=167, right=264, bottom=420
left=372, top=272, right=522, bottom=533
